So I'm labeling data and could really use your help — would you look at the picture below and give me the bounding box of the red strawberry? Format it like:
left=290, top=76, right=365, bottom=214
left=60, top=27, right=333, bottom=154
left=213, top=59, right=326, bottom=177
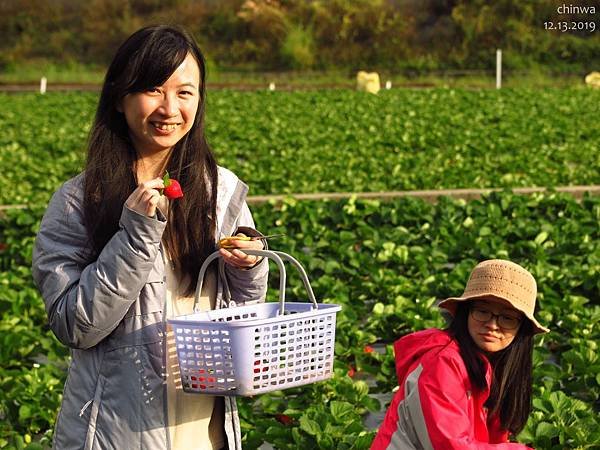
left=363, top=345, right=374, bottom=354
left=164, top=179, right=183, bottom=199
left=275, top=414, right=294, bottom=426
left=347, top=365, right=356, bottom=377
left=162, top=172, right=183, bottom=199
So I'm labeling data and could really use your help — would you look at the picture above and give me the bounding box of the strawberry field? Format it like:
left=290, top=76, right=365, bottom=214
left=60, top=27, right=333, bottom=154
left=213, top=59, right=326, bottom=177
left=1, top=88, right=599, bottom=449
left=2, top=88, right=599, bottom=206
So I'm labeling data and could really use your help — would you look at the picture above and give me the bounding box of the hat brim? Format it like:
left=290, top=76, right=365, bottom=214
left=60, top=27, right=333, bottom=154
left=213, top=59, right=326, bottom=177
left=438, top=293, right=549, bottom=334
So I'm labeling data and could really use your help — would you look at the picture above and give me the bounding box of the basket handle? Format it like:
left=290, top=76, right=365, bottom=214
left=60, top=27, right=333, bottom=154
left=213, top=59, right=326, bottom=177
left=193, top=249, right=318, bottom=314
left=269, top=250, right=318, bottom=309
left=238, top=250, right=319, bottom=312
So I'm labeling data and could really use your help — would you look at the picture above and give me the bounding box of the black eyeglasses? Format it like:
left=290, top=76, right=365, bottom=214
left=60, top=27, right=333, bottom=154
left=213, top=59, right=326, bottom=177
left=470, top=307, right=522, bottom=330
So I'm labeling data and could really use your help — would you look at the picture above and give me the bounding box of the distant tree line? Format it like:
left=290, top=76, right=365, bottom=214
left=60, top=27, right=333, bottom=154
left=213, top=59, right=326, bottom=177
left=1, top=0, right=598, bottom=73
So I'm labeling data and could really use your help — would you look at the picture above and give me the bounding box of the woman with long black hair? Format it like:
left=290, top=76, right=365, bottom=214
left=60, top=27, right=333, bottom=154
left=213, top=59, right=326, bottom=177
left=32, top=25, right=267, bottom=449
left=371, top=259, right=548, bottom=449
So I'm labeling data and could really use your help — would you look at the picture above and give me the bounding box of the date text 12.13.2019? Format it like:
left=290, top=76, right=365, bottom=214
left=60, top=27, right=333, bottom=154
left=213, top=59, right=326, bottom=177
left=544, top=21, right=596, bottom=32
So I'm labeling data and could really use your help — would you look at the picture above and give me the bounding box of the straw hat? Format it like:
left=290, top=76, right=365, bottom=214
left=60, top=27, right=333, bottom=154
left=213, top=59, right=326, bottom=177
left=438, top=259, right=549, bottom=334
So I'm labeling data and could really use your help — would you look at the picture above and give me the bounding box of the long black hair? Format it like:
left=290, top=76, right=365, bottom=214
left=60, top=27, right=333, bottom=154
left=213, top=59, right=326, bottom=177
left=448, top=301, right=534, bottom=435
left=83, top=25, right=218, bottom=295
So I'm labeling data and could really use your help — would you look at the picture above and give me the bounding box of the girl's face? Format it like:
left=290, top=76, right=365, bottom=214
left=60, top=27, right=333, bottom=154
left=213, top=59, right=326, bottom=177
left=467, top=298, right=523, bottom=353
left=120, top=52, right=201, bottom=157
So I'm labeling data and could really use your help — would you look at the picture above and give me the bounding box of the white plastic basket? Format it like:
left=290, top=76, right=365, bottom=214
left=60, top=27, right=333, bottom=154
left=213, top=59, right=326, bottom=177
left=168, top=250, right=342, bottom=396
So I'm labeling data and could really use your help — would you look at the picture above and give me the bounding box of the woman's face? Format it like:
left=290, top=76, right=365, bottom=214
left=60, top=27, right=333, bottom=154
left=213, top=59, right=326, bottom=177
left=120, top=52, right=201, bottom=156
left=467, top=298, right=523, bottom=353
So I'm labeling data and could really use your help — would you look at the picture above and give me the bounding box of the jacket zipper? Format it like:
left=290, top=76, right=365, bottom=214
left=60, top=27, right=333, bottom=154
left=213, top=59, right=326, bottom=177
left=160, top=244, right=171, bottom=449
left=79, top=399, right=93, bottom=417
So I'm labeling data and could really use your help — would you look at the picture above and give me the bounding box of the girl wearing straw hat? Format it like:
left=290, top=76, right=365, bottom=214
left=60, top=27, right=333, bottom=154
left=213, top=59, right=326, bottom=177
left=371, top=259, right=548, bottom=449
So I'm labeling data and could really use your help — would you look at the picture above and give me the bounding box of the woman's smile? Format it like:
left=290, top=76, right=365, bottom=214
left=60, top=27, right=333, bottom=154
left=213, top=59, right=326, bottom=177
left=151, top=121, right=182, bottom=133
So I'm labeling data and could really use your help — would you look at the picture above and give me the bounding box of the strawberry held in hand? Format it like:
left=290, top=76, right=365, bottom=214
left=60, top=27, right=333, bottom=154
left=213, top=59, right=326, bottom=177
left=162, top=172, right=183, bottom=200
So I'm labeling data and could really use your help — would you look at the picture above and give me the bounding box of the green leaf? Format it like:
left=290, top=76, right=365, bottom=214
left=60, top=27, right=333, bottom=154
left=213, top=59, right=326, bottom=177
left=362, top=395, right=381, bottom=412
left=353, top=380, right=369, bottom=397
left=330, top=401, right=355, bottom=423
left=317, top=433, right=334, bottom=449
left=534, top=231, right=549, bottom=245
left=535, top=422, right=558, bottom=439
left=532, top=398, right=551, bottom=414
left=299, top=416, right=321, bottom=436
left=352, top=432, right=375, bottom=449
left=18, top=405, right=32, bottom=421
left=292, top=427, right=303, bottom=444
left=517, top=426, right=534, bottom=443
left=372, top=303, right=385, bottom=315
left=478, top=227, right=492, bottom=237
left=24, top=444, right=43, bottom=450
left=162, top=171, right=171, bottom=187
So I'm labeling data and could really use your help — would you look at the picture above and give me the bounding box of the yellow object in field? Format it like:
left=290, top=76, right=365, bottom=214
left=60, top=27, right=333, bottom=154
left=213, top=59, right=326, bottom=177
left=356, top=71, right=381, bottom=94
left=585, top=72, right=600, bottom=88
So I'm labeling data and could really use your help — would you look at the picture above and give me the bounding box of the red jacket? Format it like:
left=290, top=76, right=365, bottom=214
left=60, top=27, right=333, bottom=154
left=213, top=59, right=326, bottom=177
left=370, top=329, right=530, bottom=449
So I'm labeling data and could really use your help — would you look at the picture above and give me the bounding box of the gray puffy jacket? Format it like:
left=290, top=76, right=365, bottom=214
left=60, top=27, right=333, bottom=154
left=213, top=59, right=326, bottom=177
left=32, top=167, right=268, bottom=449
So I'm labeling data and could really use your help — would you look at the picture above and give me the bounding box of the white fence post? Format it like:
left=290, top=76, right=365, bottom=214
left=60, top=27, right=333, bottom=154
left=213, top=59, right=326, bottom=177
left=40, top=77, right=47, bottom=94
left=496, top=49, right=502, bottom=89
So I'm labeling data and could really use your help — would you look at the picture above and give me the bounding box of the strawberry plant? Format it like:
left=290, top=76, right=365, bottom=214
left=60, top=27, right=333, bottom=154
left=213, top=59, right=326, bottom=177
left=239, top=375, right=379, bottom=449
left=518, top=390, right=600, bottom=449
left=1, top=88, right=599, bottom=448
left=2, top=192, right=599, bottom=448
left=1, top=88, right=599, bottom=207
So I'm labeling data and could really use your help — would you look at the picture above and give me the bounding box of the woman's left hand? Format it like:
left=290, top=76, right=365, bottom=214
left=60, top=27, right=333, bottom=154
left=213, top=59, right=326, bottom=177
left=219, top=234, right=264, bottom=269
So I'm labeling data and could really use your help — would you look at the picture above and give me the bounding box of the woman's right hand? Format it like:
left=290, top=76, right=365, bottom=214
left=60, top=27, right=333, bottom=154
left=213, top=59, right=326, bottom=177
left=125, top=178, right=165, bottom=217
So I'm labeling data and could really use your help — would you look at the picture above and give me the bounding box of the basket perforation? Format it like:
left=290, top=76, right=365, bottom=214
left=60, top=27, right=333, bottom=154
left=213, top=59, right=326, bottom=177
left=171, top=302, right=340, bottom=395
left=168, top=250, right=341, bottom=396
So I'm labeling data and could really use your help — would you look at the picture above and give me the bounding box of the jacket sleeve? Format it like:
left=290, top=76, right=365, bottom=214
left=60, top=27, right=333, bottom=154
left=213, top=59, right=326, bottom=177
left=223, top=201, right=268, bottom=304
left=407, top=354, right=530, bottom=449
left=32, top=182, right=166, bottom=350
